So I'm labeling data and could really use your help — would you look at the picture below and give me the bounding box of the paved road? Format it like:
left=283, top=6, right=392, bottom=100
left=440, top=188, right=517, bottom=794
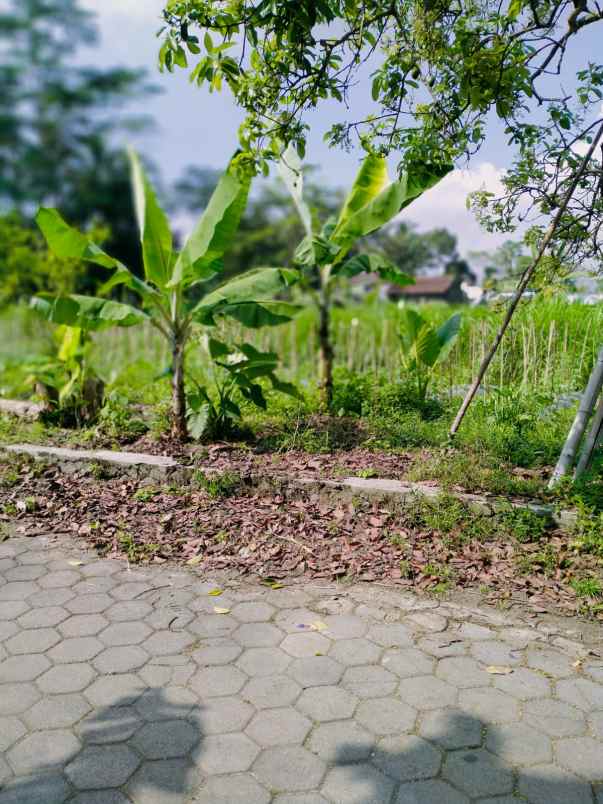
left=0, top=535, right=602, bottom=803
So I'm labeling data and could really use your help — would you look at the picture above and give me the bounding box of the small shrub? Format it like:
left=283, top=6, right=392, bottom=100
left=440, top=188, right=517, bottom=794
left=97, top=392, right=148, bottom=442
left=571, top=577, right=603, bottom=599
left=194, top=470, right=241, bottom=499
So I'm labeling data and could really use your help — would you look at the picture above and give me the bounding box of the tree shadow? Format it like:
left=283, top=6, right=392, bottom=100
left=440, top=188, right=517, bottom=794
left=0, top=688, right=204, bottom=804
left=332, top=709, right=598, bottom=804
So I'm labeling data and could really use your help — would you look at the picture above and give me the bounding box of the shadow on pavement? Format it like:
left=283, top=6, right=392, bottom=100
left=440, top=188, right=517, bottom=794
left=0, top=688, right=203, bottom=804
left=331, top=710, right=597, bottom=804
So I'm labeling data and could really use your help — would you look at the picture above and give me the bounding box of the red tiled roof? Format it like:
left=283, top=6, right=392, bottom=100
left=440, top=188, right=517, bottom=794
left=399, top=276, right=455, bottom=296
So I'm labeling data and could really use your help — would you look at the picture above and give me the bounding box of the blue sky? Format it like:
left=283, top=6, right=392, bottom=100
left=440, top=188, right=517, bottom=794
left=79, top=0, right=601, bottom=258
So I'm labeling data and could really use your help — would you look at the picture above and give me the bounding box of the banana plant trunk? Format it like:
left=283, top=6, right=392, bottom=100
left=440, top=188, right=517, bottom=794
left=318, top=296, right=334, bottom=411
left=171, top=335, right=187, bottom=440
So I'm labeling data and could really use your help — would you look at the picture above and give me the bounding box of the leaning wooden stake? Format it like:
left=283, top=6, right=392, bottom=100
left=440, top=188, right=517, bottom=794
left=549, top=345, right=603, bottom=487
left=450, top=121, right=603, bottom=437
left=575, top=393, right=603, bottom=479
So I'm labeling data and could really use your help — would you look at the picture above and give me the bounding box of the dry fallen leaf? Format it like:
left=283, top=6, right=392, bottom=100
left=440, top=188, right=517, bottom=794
left=310, top=621, right=328, bottom=632
left=208, top=588, right=223, bottom=596
left=486, top=666, right=514, bottom=675
left=68, top=560, right=84, bottom=567
left=186, top=556, right=203, bottom=566
left=213, top=607, right=231, bottom=615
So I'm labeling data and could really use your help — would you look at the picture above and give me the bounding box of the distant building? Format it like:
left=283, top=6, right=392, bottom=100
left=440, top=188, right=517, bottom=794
left=389, top=275, right=468, bottom=304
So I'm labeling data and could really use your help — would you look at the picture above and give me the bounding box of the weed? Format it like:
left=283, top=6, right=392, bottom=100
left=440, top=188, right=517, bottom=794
left=214, top=530, right=229, bottom=543
left=398, top=560, right=412, bottom=578
left=97, top=392, right=148, bottom=442
left=357, top=467, right=378, bottom=479
left=133, top=486, right=159, bottom=503
left=498, top=506, right=549, bottom=543
left=88, top=462, right=111, bottom=481
left=571, top=577, right=603, bottom=599
left=387, top=531, right=408, bottom=547
left=194, top=470, right=241, bottom=499
left=570, top=501, right=603, bottom=558
left=2, top=503, right=17, bottom=516
left=117, top=530, right=159, bottom=563
left=516, top=545, right=559, bottom=577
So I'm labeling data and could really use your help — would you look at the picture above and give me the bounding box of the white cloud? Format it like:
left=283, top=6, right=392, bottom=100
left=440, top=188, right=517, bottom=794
left=81, top=0, right=164, bottom=18
left=405, top=162, right=509, bottom=257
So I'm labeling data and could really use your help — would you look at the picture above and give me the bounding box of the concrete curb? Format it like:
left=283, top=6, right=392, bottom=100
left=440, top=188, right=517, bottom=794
left=3, top=442, right=577, bottom=530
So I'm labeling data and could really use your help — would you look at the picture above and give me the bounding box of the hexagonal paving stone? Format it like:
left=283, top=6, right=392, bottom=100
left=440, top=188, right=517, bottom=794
left=189, top=614, right=237, bottom=638
left=78, top=706, right=142, bottom=745
left=281, top=633, right=331, bottom=658
left=85, top=674, right=146, bottom=707
left=105, top=601, right=153, bottom=622
left=234, top=622, right=284, bottom=647
left=406, top=611, right=448, bottom=633
left=341, top=665, right=397, bottom=698
left=322, top=615, right=367, bottom=639
left=236, top=647, right=291, bottom=677
left=0, top=621, right=17, bottom=642
left=0, top=600, right=29, bottom=621
left=518, top=763, right=594, bottom=804
left=524, top=698, right=586, bottom=738
left=297, top=686, right=357, bottom=721
left=193, top=773, right=270, bottom=804
left=202, top=695, right=254, bottom=734
left=556, top=677, right=603, bottom=711
left=442, top=748, right=514, bottom=798
left=191, top=664, right=247, bottom=696
left=398, top=675, right=457, bottom=710
left=373, top=734, right=441, bottom=781
left=38, top=663, right=97, bottom=694
left=436, top=656, right=492, bottom=689
left=555, top=736, right=603, bottom=780
left=308, top=720, right=375, bottom=763
left=396, top=780, right=469, bottom=803
left=17, top=606, right=68, bottom=629
left=29, top=588, right=75, bottom=608
left=66, top=744, right=141, bottom=790
left=142, top=630, right=195, bottom=656
left=7, top=730, right=81, bottom=775
left=253, top=746, right=326, bottom=792
left=590, top=710, right=603, bottom=740
left=71, top=793, right=131, bottom=804
left=418, top=635, right=467, bottom=659
left=110, top=582, right=153, bottom=601
left=0, top=581, right=40, bottom=601
left=73, top=577, right=118, bottom=595
left=93, top=645, right=149, bottom=674
left=39, top=570, right=82, bottom=588
left=66, top=594, right=113, bottom=615
left=24, top=693, right=91, bottom=729
left=288, top=656, right=344, bottom=688
left=198, top=733, right=260, bottom=775
left=5, top=627, right=60, bottom=655
left=526, top=646, right=575, bottom=678
left=48, top=636, right=104, bottom=663
left=275, top=608, right=319, bottom=633
left=329, top=638, right=382, bottom=667
left=134, top=687, right=197, bottom=722
left=493, top=667, right=551, bottom=700
left=0, top=772, right=72, bottom=804
left=485, top=722, right=552, bottom=766
left=4, top=565, right=45, bottom=582
left=192, top=638, right=242, bottom=666
left=470, top=640, right=523, bottom=667
left=273, top=796, right=327, bottom=804
left=321, top=762, right=395, bottom=804
left=368, top=623, right=414, bottom=648
left=0, top=716, right=26, bottom=753
left=99, top=621, right=151, bottom=646
left=246, top=707, right=311, bottom=747
left=356, top=697, right=417, bottom=736
left=242, top=675, right=302, bottom=709
left=0, top=682, right=40, bottom=715
left=133, top=719, right=199, bottom=759
left=59, top=614, right=109, bottom=637
left=0, top=754, right=11, bottom=787
left=126, top=758, right=200, bottom=804
left=381, top=648, right=434, bottom=679
left=458, top=687, right=520, bottom=723
left=418, top=708, right=483, bottom=749
left=231, top=601, right=275, bottom=622
left=0, top=653, right=50, bottom=682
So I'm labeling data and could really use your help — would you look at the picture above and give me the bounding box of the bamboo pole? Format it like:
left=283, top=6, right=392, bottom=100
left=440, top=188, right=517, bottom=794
left=549, top=345, right=603, bottom=488
left=450, top=120, right=603, bottom=437
left=575, top=393, right=603, bottom=479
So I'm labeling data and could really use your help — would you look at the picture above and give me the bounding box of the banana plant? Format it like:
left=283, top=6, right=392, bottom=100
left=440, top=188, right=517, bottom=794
left=34, top=150, right=298, bottom=439
left=399, top=309, right=462, bottom=401
left=278, top=146, right=452, bottom=408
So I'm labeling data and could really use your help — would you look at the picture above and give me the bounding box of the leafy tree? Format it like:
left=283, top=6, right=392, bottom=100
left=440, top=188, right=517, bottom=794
left=160, top=0, right=603, bottom=268
left=0, top=0, right=157, bottom=274
left=0, top=212, right=109, bottom=306
left=278, top=145, right=450, bottom=407
left=34, top=151, right=298, bottom=439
